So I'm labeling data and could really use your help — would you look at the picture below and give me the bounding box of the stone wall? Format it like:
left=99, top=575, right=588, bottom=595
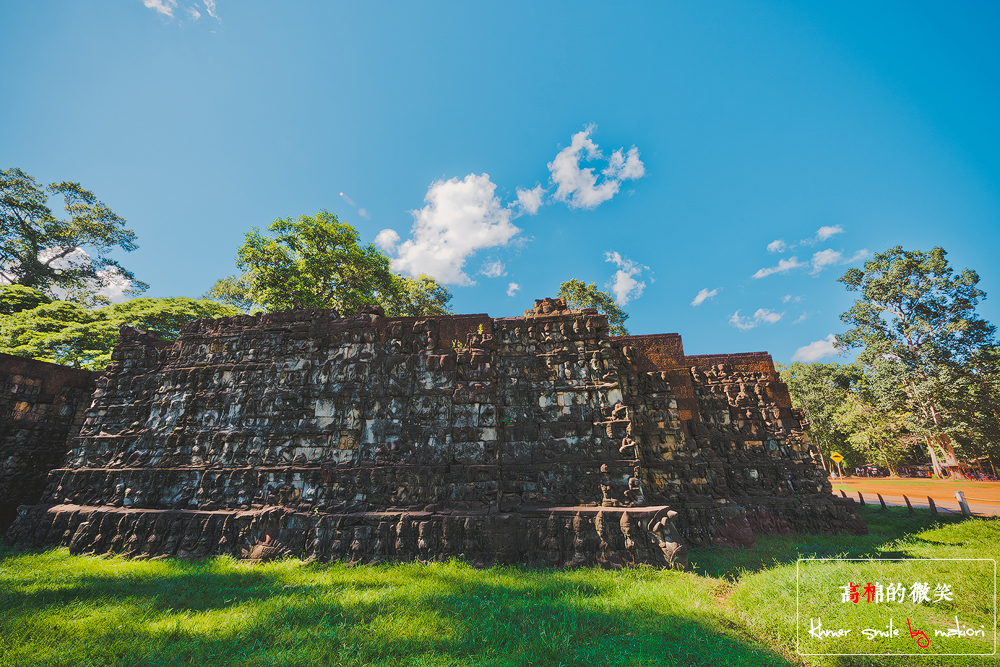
left=613, top=335, right=865, bottom=543
left=0, top=353, right=99, bottom=532
left=5, top=299, right=864, bottom=566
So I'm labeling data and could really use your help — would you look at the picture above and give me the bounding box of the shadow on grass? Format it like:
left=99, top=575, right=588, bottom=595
left=689, top=505, right=970, bottom=581
left=0, top=539, right=796, bottom=667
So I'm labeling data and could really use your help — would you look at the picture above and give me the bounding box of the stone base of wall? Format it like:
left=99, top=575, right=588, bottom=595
left=6, top=503, right=691, bottom=569
left=0, top=354, right=99, bottom=532
left=3, top=302, right=868, bottom=566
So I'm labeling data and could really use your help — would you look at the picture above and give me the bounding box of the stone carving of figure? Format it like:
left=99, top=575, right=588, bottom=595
left=619, top=512, right=636, bottom=551
left=417, top=521, right=435, bottom=562
left=625, top=466, right=645, bottom=506
left=648, top=510, right=688, bottom=570
left=619, top=436, right=638, bottom=459
left=110, top=479, right=126, bottom=506
left=599, top=464, right=618, bottom=507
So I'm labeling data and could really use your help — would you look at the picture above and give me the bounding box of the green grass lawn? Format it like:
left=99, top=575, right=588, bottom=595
left=1, top=507, right=997, bottom=667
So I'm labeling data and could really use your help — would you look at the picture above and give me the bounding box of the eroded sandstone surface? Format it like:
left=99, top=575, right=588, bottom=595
left=5, top=298, right=865, bottom=567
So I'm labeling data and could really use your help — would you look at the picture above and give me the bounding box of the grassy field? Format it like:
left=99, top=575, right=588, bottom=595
left=1, top=507, right=997, bottom=667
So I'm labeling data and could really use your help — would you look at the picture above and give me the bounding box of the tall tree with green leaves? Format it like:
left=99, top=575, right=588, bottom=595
left=203, top=274, right=259, bottom=313
left=837, top=246, right=996, bottom=476
left=382, top=274, right=453, bottom=317
left=0, top=168, right=147, bottom=304
left=557, top=279, right=629, bottom=335
left=834, top=361, right=921, bottom=475
left=235, top=210, right=397, bottom=314
left=209, top=211, right=452, bottom=317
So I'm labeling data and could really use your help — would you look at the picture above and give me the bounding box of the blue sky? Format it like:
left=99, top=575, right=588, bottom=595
left=3, top=1, right=999, bottom=364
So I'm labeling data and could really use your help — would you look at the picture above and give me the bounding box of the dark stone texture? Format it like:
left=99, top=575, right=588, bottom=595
left=4, top=298, right=865, bottom=567
left=0, top=353, right=99, bottom=532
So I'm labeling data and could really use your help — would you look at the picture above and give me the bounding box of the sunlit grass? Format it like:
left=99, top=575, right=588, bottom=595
left=1, top=507, right=996, bottom=667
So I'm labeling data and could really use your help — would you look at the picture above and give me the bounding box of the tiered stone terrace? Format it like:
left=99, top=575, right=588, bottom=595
left=5, top=298, right=865, bottom=567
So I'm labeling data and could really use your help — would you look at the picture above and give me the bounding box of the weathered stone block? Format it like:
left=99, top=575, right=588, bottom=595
left=4, top=299, right=864, bottom=566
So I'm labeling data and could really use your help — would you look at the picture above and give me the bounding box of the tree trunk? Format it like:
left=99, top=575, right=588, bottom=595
left=814, top=435, right=828, bottom=471
left=928, top=399, right=965, bottom=479
left=925, top=436, right=943, bottom=478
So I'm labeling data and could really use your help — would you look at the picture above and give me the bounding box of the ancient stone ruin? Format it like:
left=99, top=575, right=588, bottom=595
left=0, top=354, right=98, bottom=532
left=5, top=298, right=866, bottom=568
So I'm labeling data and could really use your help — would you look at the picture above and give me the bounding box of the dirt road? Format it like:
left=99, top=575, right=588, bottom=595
left=832, top=478, right=1000, bottom=516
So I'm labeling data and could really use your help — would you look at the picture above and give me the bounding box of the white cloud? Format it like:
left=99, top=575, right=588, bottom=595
left=729, top=308, right=784, bottom=330
left=33, top=247, right=134, bottom=303
left=810, top=249, right=843, bottom=274
left=752, top=257, right=804, bottom=279
left=729, top=311, right=756, bottom=330
left=204, top=0, right=220, bottom=21
left=781, top=294, right=803, bottom=304
left=767, top=239, right=787, bottom=253
left=480, top=259, right=506, bottom=278
left=515, top=185, right=545, bottom=215
left=374, top=228, right=400, bottom=253
left=792, top=334, right=840, bottom=362
left=548, top=126, right=645, bottom=210
left=793, top=313, right=808, bottom=324
left=691, top=287, right=721, bottom=306
left=846, top=248, right=869, bottom=263
left=801, top=225, right=845, bottom=246
left=755, top=308, right=782, bottom=324
left=389, top=173, right=521, bottom=286
left=92, top=267, right=133, bottom=302
left=816, top=225, right=844, bottom=241
left=143, top=0, right=177, bottom=17
left=507, top=282, right=520, bottom=297
left=605, top=251, right=649, bottom=305
left=185, top=6, right=201, bottom=19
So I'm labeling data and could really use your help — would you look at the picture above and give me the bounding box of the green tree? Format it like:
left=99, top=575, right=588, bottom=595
left=0, top=289, right=240, bottom=369
left=0, top=168, right=147, bottom=303
left=236, top=210, right=398, bottom=314
left=837, top=246, right=996, bottom=477
left=948, top=345, right=1000, bottom=476
left=210, top=211, right=452, bottom=317
left=204, top=274, right=259, bottom=313
left=777, top=361, right=859, bottom=468
left=833, top=363, right=921, bottom=475
left=0, top=283, right=52, bottom=315
left=557, top=279, right=629, bottom=335
left=382, top=274, right=453, bottom=317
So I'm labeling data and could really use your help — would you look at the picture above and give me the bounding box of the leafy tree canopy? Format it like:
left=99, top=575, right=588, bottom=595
left=382, top=274, right=453, bottom=317
left=204, top=273, right=259, bottom=313
left=837, top=246, right=997, bottom=473
left=0, top=167, right=147, bottom=304
left=0, top=287, right=240, bottom=369
left=558, top=279, right=629, bottom=336
left=837, top=246, right=995, bottom=366
left=777, top=361, right=858, bottom=457
left=208, top=211, right=452, bottom=317
left=237, top=210, right=397, bottom=314
left=0, top=283, right=52, bottom=315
